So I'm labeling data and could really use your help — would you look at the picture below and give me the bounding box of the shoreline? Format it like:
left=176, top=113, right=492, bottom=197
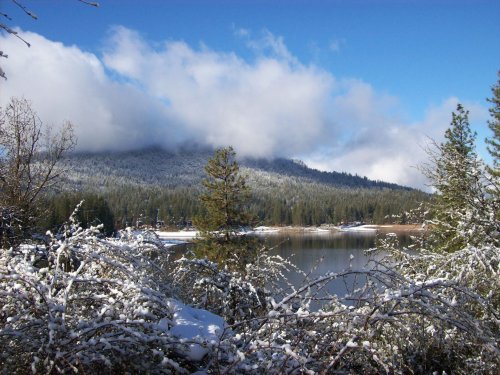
left=254, top=224, right=423, bottom=234
left=156, top=224, right=424, bottom=241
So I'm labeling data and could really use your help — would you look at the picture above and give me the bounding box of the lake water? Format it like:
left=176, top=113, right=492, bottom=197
left=171, top=229, right=411, bottom=308
left=256, top=231, right=410, bottom=308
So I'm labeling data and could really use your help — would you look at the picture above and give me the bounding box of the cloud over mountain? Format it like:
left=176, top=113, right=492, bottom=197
left=101, top=26, right=333, bottom=157
left=0, top=27, right=486, bottom=189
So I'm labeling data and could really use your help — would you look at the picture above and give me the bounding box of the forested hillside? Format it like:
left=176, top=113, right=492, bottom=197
left=42, top=147, right=428, bottom=230
left=57, top=147, right=411, bottom=191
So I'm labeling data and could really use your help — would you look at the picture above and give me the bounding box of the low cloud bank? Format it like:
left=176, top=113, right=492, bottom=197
left=0, top=27, right=487, bottom=190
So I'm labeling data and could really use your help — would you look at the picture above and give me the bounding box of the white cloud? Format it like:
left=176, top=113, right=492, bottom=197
left=102, top=26, right=333, bottom=157
left=245, top=29, right=298, bottom=64
left=303, top=95, right=488, bottom=191
left=0, top=30, right=180, bottom=151
left=329, top=38, right=345, bottom=53
left=0, top=27, right=488, bottom=190
left=233, top=26, right=250, bottom=38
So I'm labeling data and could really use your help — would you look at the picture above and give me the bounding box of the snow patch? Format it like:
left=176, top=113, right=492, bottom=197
left=337, top=225, right=378, bottom=233
left=166, top=299, right=226, bottom=361
left=156, top=230, right=200, bottom=240
left=253, top=226, right=280, bottom=233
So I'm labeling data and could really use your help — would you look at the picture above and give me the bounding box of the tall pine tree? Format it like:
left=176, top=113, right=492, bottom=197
left=425, top=104, right=486, bottom=252
left=194, top=146, right=255, bottom=265
left=485, top=71, right=500, bottom=228
left=486, top=71, right=500, bottom=186
left=436, top=104, right=477, bottom=205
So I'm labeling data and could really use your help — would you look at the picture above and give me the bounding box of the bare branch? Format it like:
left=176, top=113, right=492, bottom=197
left=1, top=0, right=99, bottom=79
left=0, top=23, right=31, bottom=47
left=0, top=12, right=13, bottom=21
left=12, top=0, right=38, bottom=20
left=78, top=0, right=100, bottom=6
left=0, top=98, right=75, bottom=247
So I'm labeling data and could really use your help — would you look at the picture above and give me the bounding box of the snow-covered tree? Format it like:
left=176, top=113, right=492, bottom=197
left=422, top=104, right=496, bottom=251
left=485, top=71, right=500, bottom=226
left=486, top=71, right=500, bottom=177
left=194, top=146, right=256, bottom=266
left=0, top=207, right=229, bottom=373
left=0, top=97, right=75, bottom=248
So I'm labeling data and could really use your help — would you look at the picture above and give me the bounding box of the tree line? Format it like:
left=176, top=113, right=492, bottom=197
left=39, top=182, right=428, bottom=235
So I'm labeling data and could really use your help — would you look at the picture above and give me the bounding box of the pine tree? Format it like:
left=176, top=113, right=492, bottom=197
left=485, top=71, right=500, bottom=185
left=436, top=104, right=477, bottom=206
left=194, top=146, right=255, bottom=265
left=483, top=71, right=500, bottom=231
left=196, top=146, right=251, bottom=236
left=424, top=104, right=495, bottom=251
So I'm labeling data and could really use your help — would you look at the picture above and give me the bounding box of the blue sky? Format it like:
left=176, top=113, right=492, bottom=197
left=1, top=0, right=499, bottom=189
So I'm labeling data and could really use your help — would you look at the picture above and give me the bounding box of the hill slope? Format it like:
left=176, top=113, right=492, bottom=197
left=59, top=147, right=410, bottom=191
left=44, top=147, right=426, bottom=228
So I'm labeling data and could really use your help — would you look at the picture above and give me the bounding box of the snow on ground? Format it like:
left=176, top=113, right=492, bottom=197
left=306, top=227, right=330, bottom=233
left=336, top=225, right=378, bottom=233
left=156, top=230, right=200, bottom=240
left=156, top=229, right=253, bottom=241
left=156, top=224, right=419, bottom=239
left=161, top=239, right=190, bottom=247
left=166, top=299, right=227, bottom=361
left=253, top=226, right=280, bottom=233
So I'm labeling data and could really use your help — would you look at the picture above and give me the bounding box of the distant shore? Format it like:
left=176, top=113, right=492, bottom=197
left=254, top=224, right=423, bottom=234
left=156, top=224, right=424, bottom=242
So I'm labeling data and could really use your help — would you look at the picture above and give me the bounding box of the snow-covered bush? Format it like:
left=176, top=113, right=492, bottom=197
left=200, top=239, right=499, bottom=374
left=173, top=248, right=296, bottom=326
left=0, top=209, right=225, bottom=374
left=367, top=239, right=499, bottom=374
left=2, top=209, right=498, bottom=373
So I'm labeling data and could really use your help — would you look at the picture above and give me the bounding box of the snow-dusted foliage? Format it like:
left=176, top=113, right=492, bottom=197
left=0, top=97, right=75, bottom=248
left=0, top=208, right=223, bottom=374
left=173, top=249, right=296, bottom=326
left=243, top=252, right=495, bottom=373
left=421, top=104, right=499, bottom=252
left=424, top=147, right=499, bottom=251
left=369, top=236, right=499, bottom=374
left=2, top=209, right=498, bottom=373
left=172, top=235, right=498, bottom=374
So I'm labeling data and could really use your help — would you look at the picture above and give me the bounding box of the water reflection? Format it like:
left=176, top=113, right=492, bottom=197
left=171, top=231, right=411, bottom=309
left=258, top=231, right=409, bottom=308
left=261, top=231, right=377, bottom=273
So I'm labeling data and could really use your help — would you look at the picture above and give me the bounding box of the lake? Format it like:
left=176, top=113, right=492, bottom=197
left=256, top=230, right=411, bottom=308
left=170, top=229, right=412, bottom=308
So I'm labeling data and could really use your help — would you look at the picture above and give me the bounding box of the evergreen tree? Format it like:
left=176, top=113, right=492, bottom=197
left=485, top=71, right=500, bottom=191
left=41, top=192, right=115, bottom=235
left=424, top=104, right=494, bottom=251
left=483, top=70, right=500, bottom=233
left=436, top=104, right=477, bottom=203
left=194, top=147, right=255, bottom=265
left=196, top=146, right=251, bottom=236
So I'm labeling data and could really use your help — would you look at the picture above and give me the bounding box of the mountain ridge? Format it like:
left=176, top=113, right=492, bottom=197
left=44, top=147, right=427, bottom=229
left=59, top=147, right=413, bottom=192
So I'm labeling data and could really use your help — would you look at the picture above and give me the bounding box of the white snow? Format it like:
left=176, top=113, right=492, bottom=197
left=166, top=299, right=226, bottom=362
left=253, top=226, right=280, bottom=233
left=337, top=225, right=378, bottom=233
left=156, top=230, right=200, bottom=240
left=307, top=228, right=330, bottom=233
